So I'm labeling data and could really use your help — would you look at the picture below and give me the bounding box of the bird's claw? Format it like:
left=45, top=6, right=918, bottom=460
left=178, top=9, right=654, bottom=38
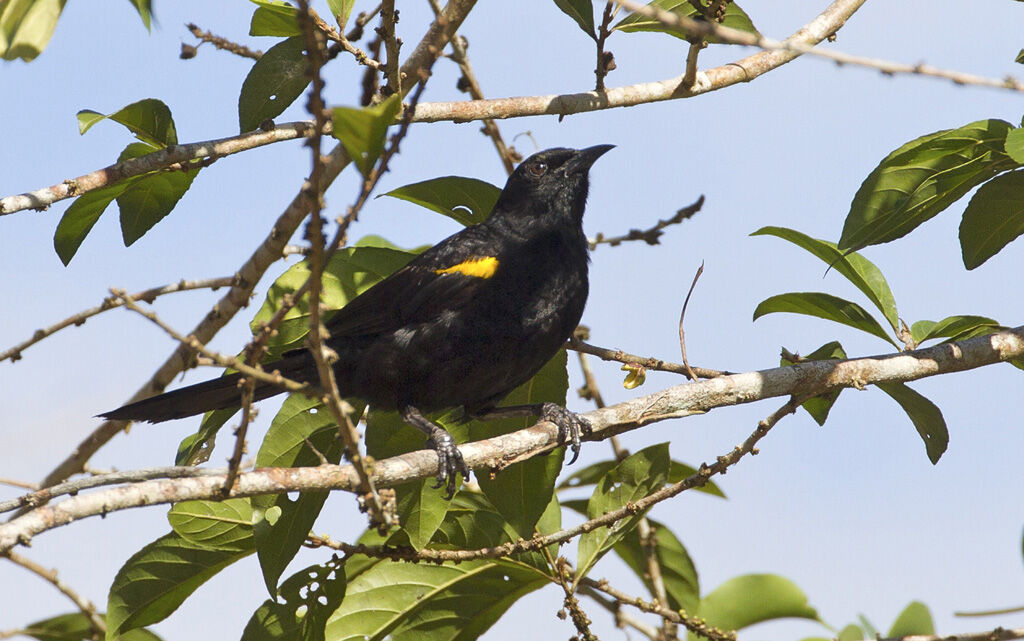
left=427, top=430, right=470, bottom=499
left=540, top=402, right=589, bottom=465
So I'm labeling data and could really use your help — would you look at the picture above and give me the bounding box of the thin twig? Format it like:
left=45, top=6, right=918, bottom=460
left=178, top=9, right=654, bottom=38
left=569, top=336, right=728, bottom=379
left=614, top=0, right=1023, bottom=91
left=5, top=552, right=106, bottom=636
left=594, top=1, right=618, bottom=91
left=678, top=262, right=704, bottom=381
left=297, top=0, right=390, bottom=528
left=1, top=276, right=236, bottom=364
left=379, top=0, right=403, bottom=94
left=578, top=582, right=660, bottom=639
left=589, top=195, right=704, bottom=250
left=0, top=478, right=39, bottom=491
left=550, top=555, right=598, bottom=641
left=185, top=23, right=262, bottom=60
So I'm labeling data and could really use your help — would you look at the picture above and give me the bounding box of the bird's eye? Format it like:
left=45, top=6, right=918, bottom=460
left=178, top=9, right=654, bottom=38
left=528, top=162, right=548, bottom=177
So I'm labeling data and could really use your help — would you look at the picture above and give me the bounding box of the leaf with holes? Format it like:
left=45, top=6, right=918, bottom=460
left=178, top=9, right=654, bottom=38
left=753, top=292, right=898, bottom=348
left=959, top=169, right=1024, bottom=269
left=752, top=226, right=900, bottom=333
left=242, top=559, right=346, bottom=641
left=839, top=119, right=1016, bottom=253
left=238, top=37, right=309, bottom=132
left=575, top=442, right=670, bottom=579
left=876, top=382, right=948, bottom=464
left=382, top=176, right=501, bottom=226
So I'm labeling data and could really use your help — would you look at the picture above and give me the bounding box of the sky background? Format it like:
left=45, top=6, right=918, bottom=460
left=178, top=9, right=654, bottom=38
left=2, top=1, right=1024, bottom=640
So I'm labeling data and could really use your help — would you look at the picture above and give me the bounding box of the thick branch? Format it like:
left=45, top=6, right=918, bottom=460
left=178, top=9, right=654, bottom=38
left=2, top=327, right=1021, bottom=552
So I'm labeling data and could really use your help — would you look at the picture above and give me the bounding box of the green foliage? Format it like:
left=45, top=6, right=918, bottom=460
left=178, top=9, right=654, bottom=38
left=326, top=0, right=356, bottom=30
left=167, top=498, right=255, bottom=550
left=839, top=119, right=1017, bottom=253
left=575, top=442, right=670, bottom=579
left=106, top=531, right=254, bottom=640
left=552, top=0, right=596, bottom=39
left=888, top=601, right=935, bottom=636
left=959, top=169, right=1024, bottom=269
left=876, top=382, right=948, bottom=464
left=253, top=394, right=363, bottom=592
left=242, top=559, right=347, bottom=641
left=909, top=315, right=1000, bottom=344
left=614, top=517, right=700, bottom=612
left=558, top=457, right=725, bottom=498
left=331, top=93, right=403, bottom=177
left=781, top=341, right=848, bottom=426
left=249, top=0, right=300, bottom=37
left=753, top=291, right=899, bottom=348
left=239, top=37, right=310, bottom=132
left=382, top=176, right=502, bottom=226
left=55, top=100, right=200, bottom=264
left=614, top=1, right=759, bottom=43
left=0, top=0, right=66, bottom=62
left=21, top=612, right=162, bottom=641
left=752, top=226, right=900, bottom=333
left=695, top=574, right=820, bottom=638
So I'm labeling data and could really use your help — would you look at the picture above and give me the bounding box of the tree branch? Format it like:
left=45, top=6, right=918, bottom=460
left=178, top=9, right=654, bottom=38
left=3, top=326, right=1021, bottom=552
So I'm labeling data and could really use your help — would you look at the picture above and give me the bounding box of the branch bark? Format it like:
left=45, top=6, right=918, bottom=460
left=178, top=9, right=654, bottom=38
left=3, top=326, right=1021, bottom=552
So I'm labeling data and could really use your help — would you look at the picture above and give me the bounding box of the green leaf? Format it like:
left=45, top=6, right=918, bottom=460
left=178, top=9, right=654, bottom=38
left=752, top=226, right=900, bottom=333
left=473, top=350, right=570, bottom=538
left=126, top=0, right=152, bottom=31
left=576, top=442, right=670, bottom=579
left=839, top=119, right=1016, bottom=252
left=175, top=404, right=238, bottom=465
left=697, top=574, right=820, bottom=636
left=249, top=0, right=300, bottom=37
left=325, top=557, right=548, bottom=641
left=614, top=1, right=760, bottom=44
left=239, top=37, right=310, bottom=133
left=54, top=181, right=131, bottom=265
left=77, top=98, right=178, bottom=147
left=326, top=0, right=355, bottom=29
left=242, top=559, right=347, bottom=641
left=331, top=93, right=403, bottom=177
left=0, top=0, right=65, bottom=62
left=837, top=624, right=865, bottom=641
left=614, top=517, right=699, bottom=612
left=959, top=169, right=1024, bottom=269
left=22, top=612, right=162, bottom=641
left=167, top=498, right=255, bottom=551
left=876, top=382, right=949, bottom=464
left=1016, top=49, right=1024, bottom=65
left=115, top=143, right=199, bottom=245
left=559, top=458, right=725, bottom=498
left=254, top=394, right=359, bottom=592
left=909, top=315, right=1000, bottom=344
left=753, top=292, right=898, bottom=348
left=252, top=244, right=418, bottom=359
left=1006, top=128, right=1024, bottom=163
left=382, top=176, right=501, bottom=226
left=552, top=0, right=595, bottom=38
left=781, top=341, right=848, bottom=426
left=888, top=601, right=935, bottom=637
left=367, top=407, right=455, bottom=549
left=106, top=531, right=253, bottom=640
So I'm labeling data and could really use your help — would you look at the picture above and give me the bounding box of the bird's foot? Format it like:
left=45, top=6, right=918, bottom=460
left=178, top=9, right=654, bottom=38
left=426, top=428, right=471, bottom=499
left=539, top=402, right=590, bottom=464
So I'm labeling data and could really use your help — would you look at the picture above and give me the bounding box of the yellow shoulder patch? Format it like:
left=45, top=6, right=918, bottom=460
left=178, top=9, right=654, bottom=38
left=435, top=256, right=499, bottom=279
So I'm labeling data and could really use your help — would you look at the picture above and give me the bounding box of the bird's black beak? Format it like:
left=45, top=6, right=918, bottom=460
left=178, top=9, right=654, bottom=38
left=563, top=144, right=615, bottom=175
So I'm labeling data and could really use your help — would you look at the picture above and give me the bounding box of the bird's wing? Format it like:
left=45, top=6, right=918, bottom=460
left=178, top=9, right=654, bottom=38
left=325, top=232, right=502, bottom=337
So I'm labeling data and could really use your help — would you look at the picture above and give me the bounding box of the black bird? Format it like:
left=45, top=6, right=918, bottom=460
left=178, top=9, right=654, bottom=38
left=101, top=145, right=613, bottom=496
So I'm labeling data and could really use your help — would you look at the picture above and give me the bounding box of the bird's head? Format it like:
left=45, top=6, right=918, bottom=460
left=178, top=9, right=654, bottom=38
left=492, top=145, right=614, bottom=224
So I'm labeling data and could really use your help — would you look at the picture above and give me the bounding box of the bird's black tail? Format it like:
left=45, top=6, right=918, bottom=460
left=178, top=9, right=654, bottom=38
left=99, top=352, right=313, bottom=424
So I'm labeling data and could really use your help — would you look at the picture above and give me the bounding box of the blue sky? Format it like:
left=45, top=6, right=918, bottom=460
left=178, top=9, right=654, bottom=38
left=2, top=2, right=1024, bottom=639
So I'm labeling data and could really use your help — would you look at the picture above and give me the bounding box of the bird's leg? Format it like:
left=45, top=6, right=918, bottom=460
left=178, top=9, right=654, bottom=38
left=472, top=402, right=589, bottom=464
left=399, top=405, right=470, bottom=499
